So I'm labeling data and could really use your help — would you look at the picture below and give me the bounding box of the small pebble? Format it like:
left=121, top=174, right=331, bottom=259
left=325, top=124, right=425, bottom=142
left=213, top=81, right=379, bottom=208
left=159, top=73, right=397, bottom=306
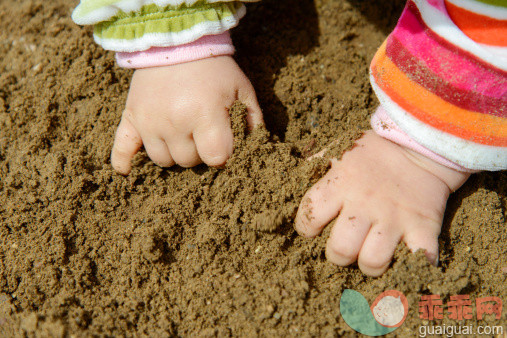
left=501, top=267, right=507, bottom=274
left=273, top=312, right=282, bottom=320
left=234, top=274, right=241, bottom=279
left=254, top=246, right=262, bottom=253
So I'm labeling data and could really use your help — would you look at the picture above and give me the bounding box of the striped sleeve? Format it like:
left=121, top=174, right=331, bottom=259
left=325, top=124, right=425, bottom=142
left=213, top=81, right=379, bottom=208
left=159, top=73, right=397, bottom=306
left=72, top=0, right=259, bottom=52
left=370, top=0, right=507, bottom=171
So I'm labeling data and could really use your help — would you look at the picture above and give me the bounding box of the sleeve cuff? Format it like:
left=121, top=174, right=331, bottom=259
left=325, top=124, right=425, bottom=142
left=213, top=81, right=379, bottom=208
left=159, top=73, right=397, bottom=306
left=371, top=106, right=476, bottom=173
left=115, top=32, right=235, bottom=69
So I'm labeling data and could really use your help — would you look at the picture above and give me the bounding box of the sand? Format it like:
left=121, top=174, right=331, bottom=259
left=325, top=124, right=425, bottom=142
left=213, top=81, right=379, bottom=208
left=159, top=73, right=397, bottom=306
left=0, top=0, right=505, bottom=336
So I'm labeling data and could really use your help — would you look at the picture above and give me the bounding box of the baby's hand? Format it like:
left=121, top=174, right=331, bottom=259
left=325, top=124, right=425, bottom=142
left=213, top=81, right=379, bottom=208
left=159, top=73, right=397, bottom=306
left=111, top=56, right=263, bottom=175
left=295, top=131, right=470, bottom=276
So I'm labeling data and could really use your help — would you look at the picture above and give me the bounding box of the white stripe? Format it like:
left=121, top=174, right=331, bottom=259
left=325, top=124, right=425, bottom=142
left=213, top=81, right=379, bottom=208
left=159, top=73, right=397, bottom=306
left=370, top=76, right=507, bottom=171
left=446, top=0, right=507, bottom=20
left=480, top=43, right=507, bottom=59
left=93, top=5, right=246, bottom=52
left=73, top=0, right=258, bottom=25
left=415, top=0, right=507, bottom=71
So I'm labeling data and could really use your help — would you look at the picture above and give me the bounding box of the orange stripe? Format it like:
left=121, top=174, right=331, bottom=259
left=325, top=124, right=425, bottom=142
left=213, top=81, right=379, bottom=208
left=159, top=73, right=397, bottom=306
left=371, top=43, right=507, bottom=146
left=445, top=0, right=507, bottom=47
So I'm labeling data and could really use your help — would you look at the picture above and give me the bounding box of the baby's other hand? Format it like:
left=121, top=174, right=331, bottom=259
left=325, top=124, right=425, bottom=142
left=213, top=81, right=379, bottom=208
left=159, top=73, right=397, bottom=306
left=295, top=131, right=470, bottom=276
left=111, top=56, right=263, bottom=175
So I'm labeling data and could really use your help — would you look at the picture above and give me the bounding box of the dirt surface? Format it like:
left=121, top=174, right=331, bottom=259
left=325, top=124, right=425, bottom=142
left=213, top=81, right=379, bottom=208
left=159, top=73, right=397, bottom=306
left=0, top=0, right=506, bottom=336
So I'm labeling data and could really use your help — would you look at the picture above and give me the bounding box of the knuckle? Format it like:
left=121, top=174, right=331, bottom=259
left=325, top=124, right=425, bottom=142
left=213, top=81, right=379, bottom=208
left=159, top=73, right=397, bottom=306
left=238, top=77, right=255, bottom=92
left=170, top=108, right=192, bottom=124
left=147, top=152, right=173, bottom=167
left=204, top=152, right=229, bottom=167
left=113, top=147, right=129, bottom=159
left=295, top=199, right=317, bottom=233
left=177, top=160, right=200, bottom=168
left=154, top=159, right=174, bottom=167
left=327, top=242, right=358, bottom=263
left=173, top=154, right=201, bottom=168
left=197, top=129, right=232, bottom=165
left=306, top=187, right=330, bottom=210
left=171, top=99, right=201, bottom=116
left=117, top=129, right=141, bottom=145
left=113, top=142, right=134, bottom=158
left=360, top=253, right=388, bottom=271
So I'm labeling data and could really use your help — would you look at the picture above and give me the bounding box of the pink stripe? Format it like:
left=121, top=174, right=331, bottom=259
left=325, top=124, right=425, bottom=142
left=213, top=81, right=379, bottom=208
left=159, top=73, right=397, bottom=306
left=116, top=32, right=234, bottom=69
left=387, top=36, right=505, bottom=117
left=391, top=4, right=506, bottom=100
left=426, top=0, right=447, bottom=12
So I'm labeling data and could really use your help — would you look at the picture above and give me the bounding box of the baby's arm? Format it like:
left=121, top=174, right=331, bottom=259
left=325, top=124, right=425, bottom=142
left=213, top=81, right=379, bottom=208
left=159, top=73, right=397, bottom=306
left=72, top=1, right=262, bottom=174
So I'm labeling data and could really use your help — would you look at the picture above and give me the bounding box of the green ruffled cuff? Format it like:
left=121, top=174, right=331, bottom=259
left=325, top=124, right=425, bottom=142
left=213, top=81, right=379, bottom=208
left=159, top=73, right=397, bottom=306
left=90, top=1, right=246, bottom=52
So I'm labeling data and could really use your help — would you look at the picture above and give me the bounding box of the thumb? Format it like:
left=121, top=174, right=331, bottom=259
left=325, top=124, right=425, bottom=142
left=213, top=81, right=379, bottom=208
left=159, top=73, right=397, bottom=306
left=111, top=115, right=143, bottom=175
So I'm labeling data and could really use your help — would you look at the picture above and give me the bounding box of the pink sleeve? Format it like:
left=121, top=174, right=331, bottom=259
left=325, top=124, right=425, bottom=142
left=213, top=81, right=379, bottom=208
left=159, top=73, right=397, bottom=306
left=371, top=106, right=475, bottom=172
left=115, top=32, right=235, bottom=69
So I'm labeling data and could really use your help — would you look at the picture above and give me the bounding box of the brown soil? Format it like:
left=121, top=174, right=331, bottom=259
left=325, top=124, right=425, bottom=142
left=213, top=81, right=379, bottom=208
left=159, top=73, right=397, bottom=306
left=0, top=0, right=505, bottom=336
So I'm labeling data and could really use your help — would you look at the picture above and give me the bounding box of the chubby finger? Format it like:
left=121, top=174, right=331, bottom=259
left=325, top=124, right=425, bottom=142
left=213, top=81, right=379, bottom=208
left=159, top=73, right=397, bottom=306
left=167, top=135, right=202, bottom=168
left=142, top=137, right=175, bottom=168
left=194, top=125, right=233, bottom=167
left=325, top=210, right=371, bottom=266
left=111, top=117, right=143, bottom=175
left=358, top=222, right=403, bottom=277
left=403, top=223, right=440, bottom=266
left=294, top=163, right=343, bottom=238
left=238, top=83, right=264, bottom=129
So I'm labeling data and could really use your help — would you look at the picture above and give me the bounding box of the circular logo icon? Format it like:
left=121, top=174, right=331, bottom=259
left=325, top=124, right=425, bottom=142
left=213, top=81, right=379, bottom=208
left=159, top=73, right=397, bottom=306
left=371, top=290, right=409, bottom=328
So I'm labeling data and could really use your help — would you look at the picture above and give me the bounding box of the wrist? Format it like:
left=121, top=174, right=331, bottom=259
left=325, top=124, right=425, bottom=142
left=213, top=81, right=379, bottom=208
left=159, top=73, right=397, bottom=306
left=365, top=130, right=472, bottom=193
left=402, top=147, right=472, bottom=193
